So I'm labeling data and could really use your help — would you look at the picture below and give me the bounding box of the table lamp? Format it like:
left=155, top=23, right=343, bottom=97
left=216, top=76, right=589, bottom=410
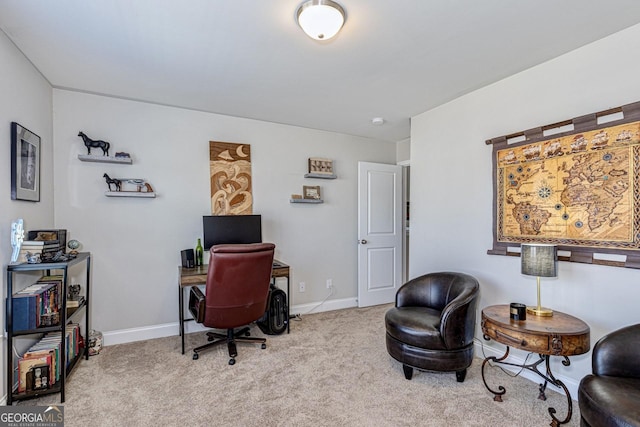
left=520, top=243, right=557, bottom=317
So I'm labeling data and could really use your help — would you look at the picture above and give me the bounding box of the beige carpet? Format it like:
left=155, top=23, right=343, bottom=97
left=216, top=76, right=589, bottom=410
left=20, top=304, right=580, bottom=426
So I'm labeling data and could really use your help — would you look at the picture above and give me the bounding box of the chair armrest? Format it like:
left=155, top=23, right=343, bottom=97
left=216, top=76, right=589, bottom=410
left=440, top=287, right=479, bottom=349
left=593, top=323, right=640, bottom=378
left=188, top=286, right=206, bottom=323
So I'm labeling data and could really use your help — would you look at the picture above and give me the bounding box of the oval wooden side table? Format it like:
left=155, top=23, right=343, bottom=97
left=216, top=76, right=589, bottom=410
left=481, top=304, right=590, bottom=426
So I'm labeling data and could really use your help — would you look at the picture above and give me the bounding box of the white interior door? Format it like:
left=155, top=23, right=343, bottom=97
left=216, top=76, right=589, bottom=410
left=357, top=161, right=403, bottom=307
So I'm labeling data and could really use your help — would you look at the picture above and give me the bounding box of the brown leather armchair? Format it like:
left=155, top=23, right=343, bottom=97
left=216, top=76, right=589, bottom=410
left=190, top=243, right=275, bottom=365
left=385, top=272, right=479, bottom=382
left=578, top=323, right=640, bottom=426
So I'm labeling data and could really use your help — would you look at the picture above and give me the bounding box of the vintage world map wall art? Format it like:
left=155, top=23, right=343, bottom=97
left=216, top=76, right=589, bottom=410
left=487, top=101, right=640, bottom=268
left=209, top=141, right=252, bottom=215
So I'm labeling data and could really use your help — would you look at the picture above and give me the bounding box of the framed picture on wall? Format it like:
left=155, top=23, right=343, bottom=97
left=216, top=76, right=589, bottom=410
left=308, top=157, right=334, bottom=175
left=11, top=122, right=41, bottom=202
left=303, top=185, right=321, bottom=200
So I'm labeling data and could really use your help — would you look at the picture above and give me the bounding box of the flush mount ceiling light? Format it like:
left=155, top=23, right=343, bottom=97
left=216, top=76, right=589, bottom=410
left=296, top=0, right=346, bottom=41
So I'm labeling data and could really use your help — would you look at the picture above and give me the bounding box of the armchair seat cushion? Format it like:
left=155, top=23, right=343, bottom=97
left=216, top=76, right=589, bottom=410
left=385, top=307, right=445, bottom=350
left=578, top=375, right=640, bottom=426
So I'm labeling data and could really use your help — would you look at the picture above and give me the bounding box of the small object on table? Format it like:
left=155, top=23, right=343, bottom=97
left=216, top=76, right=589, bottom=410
left=67, top=239, right=80, bottom=256
left=25, top=252, right=41, bottom=264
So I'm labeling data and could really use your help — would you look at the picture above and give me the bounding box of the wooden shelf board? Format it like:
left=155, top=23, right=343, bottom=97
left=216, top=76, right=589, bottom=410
left=78, top=154, right=132, bottom=164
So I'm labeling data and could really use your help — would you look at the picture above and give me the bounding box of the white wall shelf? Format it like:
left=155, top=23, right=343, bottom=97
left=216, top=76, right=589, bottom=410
left=304, top=173, right=336, bottom=179
left=105, top=191, right=155, bottom=198
left=78, top=154, right=132, bottom=164
left=290, top=198, right=323, bottom=204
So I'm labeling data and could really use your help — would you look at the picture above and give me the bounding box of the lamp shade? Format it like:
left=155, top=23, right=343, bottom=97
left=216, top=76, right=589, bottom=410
left=297, top=0, right=345, bottom=41
left=521, top=244, right=557, bottom=277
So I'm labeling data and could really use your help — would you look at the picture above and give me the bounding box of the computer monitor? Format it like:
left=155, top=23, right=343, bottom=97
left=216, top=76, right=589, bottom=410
left=202, top=215, right=262, bottom=250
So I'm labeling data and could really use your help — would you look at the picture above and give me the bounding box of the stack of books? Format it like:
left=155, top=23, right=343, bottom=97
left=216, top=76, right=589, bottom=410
left=66, top=296, right=85, bottom=308
left=16, top=323, right=82, bottom=393
left=12, top=275, right=63, bottom=331
left=17, top=240, right=61, bottom=263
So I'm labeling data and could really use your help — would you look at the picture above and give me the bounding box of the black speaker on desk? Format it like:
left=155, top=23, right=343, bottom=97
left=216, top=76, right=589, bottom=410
left=181, top=249, right=195, bottom=268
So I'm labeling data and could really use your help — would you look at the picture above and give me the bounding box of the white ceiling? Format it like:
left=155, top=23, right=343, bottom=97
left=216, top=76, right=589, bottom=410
left=2, top=1, right=640, bottom=143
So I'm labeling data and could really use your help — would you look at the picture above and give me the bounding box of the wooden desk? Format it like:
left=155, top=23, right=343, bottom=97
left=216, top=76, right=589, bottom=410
left=177, top=260, right=290, bottom=355
left=481, top=304, right=590, bottom=426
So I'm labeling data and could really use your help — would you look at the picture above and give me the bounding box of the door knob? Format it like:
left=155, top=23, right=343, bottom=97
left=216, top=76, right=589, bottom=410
left=358, top=239, right=368, bottom=244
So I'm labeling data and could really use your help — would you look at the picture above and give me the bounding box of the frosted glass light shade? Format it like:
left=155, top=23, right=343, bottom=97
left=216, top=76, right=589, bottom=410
left=297, top=0, right=345, bottom=41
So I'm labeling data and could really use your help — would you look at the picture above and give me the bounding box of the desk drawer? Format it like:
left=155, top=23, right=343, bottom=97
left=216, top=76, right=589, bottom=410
left=483, top=321, right=550, bottom=353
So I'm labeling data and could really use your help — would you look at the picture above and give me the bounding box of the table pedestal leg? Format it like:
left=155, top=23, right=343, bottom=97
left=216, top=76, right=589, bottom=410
left=481, top=339, right=574, bottom=426
left=481, top=343, right=509, bottom=402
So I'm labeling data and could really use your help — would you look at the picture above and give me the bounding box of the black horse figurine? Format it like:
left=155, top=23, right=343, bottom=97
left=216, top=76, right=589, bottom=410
left=79, top=132, right=110, bottom=156
left=103, top=173, right=121, bottom=191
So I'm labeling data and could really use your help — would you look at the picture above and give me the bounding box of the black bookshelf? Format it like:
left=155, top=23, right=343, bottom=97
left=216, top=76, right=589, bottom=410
left=5, top=252, right=91, bottom=405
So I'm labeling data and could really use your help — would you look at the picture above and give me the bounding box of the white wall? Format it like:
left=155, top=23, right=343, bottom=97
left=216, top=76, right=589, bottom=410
left=52, top=90, right=395, bottom=337
left=0, top=30, right=54, bottom=400
left=396, top=138, right=410, bottom=164
left=410, top=23, right=640, bottom=395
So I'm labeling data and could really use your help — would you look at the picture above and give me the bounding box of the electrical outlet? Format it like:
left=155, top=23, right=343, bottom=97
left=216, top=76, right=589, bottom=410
left=299, top=282, right=306, bottom=292
left=326, top=279, right=333, bottom=289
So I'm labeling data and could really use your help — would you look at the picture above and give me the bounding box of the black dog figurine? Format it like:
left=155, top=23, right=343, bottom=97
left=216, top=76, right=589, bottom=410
left=103, top=173, right=121, bottom=191
left=79, top=131, right=110, bottom=156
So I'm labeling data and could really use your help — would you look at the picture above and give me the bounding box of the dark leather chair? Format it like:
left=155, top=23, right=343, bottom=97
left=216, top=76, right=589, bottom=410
left=191, top=243, right=275, bottom=365
left=385, top=272, right=479, bottom=382
left=578, top=323, right=640, bottom=427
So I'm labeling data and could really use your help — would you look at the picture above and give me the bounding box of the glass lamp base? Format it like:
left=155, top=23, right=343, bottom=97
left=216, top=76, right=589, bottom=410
left=526, top=306, right=553, bottom=317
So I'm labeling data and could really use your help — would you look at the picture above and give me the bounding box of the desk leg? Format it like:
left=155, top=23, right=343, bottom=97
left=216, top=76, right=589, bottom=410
left=179, top=285, right=185, bottom=355
left=286, top=274, right=290, bottom=334
left=481, top=337, right=574, bottom=426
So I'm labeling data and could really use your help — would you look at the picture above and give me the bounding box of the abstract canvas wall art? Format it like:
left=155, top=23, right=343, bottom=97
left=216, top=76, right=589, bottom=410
left=209, top=141, right=252, bottom=215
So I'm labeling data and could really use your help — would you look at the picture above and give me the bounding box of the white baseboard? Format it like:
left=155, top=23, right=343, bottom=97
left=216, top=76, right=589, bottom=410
left=474, top=339, right=580, bottom=401
left=104, top=322, right=178, bottom=346
left=290, top=296, right=357, bottom=317
left=102, top=297, right=358, bottom=347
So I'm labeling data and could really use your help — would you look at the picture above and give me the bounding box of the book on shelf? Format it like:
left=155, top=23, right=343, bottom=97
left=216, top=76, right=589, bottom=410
left=12, top=278, right=62, bottom=331
left=20, top=241, right=60, bottom=251
left=21, top=323, right=81, bottom=388
left=67, top=296, right=85, bottom=308
left=22, top=347, right=57, bottom=385
left=28, top=339, right=61, bottom=383
left=13, top=284, right=51, bottom=330
left=17, top=354, right=51, bottom=393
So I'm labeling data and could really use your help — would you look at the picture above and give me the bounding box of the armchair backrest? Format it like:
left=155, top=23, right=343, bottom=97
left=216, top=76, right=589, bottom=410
left=396, top=272, right=479, bottom=349
left=592, top=323, right=640, bottom=379
left=204, top=243, right=275, bottom=330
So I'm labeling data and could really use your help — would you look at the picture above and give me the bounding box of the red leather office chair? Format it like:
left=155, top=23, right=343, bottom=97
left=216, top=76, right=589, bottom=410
left=191, top=243, right=275, bottom=365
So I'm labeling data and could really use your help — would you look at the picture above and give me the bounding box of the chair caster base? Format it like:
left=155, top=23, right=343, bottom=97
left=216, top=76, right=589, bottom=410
left=229, top=358, right=235, bottom=365
left=192, top=353, right=199, bottom=360
left=456, top=369, right=467, bottom=383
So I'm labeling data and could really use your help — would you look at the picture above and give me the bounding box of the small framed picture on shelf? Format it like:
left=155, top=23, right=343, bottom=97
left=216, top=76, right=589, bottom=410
left=11, top=122, right=41, bottom=202
left=308, top=157, right=334, bottom=175
left=303, top=185, right=321, bottom=200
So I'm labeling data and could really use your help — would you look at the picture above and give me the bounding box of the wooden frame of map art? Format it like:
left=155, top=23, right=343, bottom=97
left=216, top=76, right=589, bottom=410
left=486, top=100, right=640, bottom=269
